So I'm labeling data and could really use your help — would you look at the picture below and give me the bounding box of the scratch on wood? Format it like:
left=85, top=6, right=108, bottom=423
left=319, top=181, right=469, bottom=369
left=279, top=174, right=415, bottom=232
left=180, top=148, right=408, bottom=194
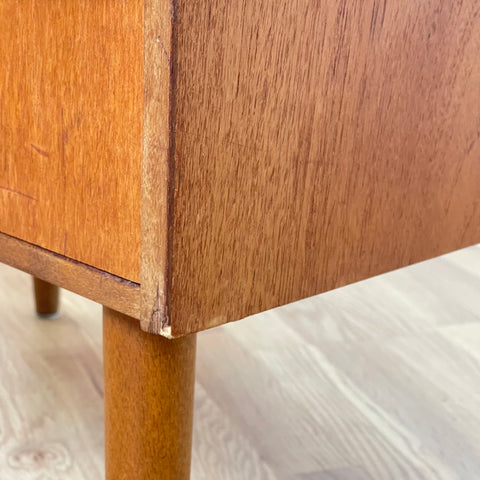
left=0, top=186, right=35, bottom=202
left=156, top=36, right=171, bottom=67
left=148, top=284, right=170, bottom=334
left=31, top=144, right=50, bottom=158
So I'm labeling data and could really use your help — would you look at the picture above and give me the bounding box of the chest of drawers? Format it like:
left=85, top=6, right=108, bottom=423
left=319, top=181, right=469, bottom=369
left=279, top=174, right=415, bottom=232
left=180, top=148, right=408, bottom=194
left=1, top=1, right=479, bottom=478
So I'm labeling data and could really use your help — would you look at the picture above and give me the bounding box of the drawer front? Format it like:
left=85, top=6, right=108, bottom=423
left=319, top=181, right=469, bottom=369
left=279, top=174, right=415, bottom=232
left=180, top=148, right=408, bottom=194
left=0, top=1, right=143, bottom=282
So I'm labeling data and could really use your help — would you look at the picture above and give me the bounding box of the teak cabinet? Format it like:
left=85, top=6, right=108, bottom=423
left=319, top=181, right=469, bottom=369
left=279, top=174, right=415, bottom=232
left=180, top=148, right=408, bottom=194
left=1, top=1, right=480, bottom=478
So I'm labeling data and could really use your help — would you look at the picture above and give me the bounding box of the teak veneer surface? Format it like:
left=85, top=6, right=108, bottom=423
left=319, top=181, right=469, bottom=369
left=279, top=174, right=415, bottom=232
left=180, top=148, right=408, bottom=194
left=0, top=0, right=143, bottom=282
left=169, top=0, right=480, bottom=335
left=0, top=232, right=140, bottom=319
left=1, top=1, right=480, bottom=337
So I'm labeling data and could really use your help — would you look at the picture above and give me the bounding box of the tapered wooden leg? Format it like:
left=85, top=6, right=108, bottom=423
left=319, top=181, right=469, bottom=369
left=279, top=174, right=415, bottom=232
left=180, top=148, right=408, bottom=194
left=103, top=307, right=196, bottom=480
left=33, top=277, right=60, bottom=318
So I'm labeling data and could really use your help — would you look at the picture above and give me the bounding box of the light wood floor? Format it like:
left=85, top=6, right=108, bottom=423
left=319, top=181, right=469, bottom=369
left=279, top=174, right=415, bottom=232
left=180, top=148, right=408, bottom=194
left=1, top=245, right=480, bottom=480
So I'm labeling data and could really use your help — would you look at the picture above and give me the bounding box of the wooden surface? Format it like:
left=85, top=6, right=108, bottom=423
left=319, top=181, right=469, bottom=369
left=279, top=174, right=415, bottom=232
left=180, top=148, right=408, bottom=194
left=0, top=0, right=143, bottom=282
left=0, top=232, right=140, bottom=319
left=1, top=246, right=480, bottom=479
left=103, top=308, right=196, bottom=480
left=168, top=0, right=480, bottom=335
left=140, top=0, right=175, bottom=335
left=2, top=0, right=480, bottom=337
left=33, top=277, right=60, bottom=318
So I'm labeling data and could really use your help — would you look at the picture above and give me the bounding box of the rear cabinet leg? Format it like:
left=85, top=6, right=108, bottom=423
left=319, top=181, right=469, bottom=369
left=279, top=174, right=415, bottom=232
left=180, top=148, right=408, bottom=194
left=33, top=277, right=60, bottom=318
left=103, top=307, right=196, bottom=480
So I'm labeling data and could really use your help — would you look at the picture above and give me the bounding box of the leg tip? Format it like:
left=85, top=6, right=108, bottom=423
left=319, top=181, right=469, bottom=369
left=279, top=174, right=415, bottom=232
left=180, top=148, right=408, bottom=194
left=36, top=311, right=60, bottom=320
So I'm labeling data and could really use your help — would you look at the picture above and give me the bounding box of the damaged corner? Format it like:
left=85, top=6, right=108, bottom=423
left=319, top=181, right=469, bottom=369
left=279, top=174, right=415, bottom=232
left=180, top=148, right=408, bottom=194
left=140, top=283, right=173, bottom=338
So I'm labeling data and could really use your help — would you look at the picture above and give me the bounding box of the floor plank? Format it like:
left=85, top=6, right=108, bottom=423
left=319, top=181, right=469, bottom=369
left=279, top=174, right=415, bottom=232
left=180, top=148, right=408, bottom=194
left=0, top=245, right=479, bottom=479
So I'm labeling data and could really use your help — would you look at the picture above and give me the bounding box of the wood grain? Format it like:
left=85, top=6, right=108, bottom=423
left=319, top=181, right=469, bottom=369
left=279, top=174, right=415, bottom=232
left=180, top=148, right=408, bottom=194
left=0, top=0, right=143, bottom=282
left=103, top=307, right=196, bottom=480
left=140, top=0, right=175, bottom=335
left=167, top=0, right=480, bottom=335
left=2, top=0, right=480, bottom=337
left=0, top=232, right=140, bottom=319
left=0, top=264, right=105, bottom=480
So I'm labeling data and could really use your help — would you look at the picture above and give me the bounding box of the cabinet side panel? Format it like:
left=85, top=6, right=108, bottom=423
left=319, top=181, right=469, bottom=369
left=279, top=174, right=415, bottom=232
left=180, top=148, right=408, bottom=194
left=0, top=1, right=143, bottom=282
left=171, top=0, right=480, bottom=335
